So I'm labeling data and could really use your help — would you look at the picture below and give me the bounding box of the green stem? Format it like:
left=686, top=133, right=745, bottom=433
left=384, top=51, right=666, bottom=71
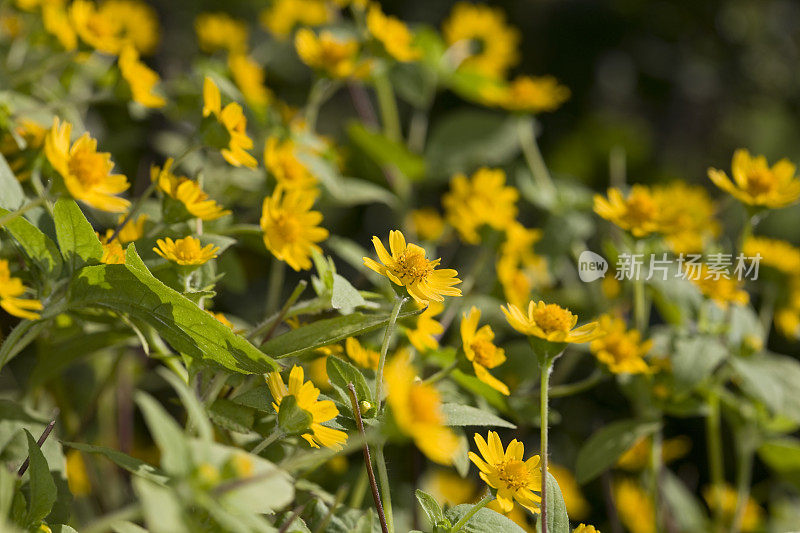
left=706, top=390, right=725, bottom=532
left=374, top=445, right=394, bottom=533
left=650, top=428, right=663, bottom=533
left=374, top=71, right=401, bottom=142
left=633, top=239, right=648, bottom=333
left=539, top=357, right=553, bottom=533
left=549, top=369, right=605, bottom=398
left=517, top=116, right=556, bottom=206
left=108, top=181, right=157, bottom=243
left=730, top=429, right=755, bottom=533
left=265, top=258, right=286, bottom=316
left=422, top=361, right=458, bottom=385
left=305, top=78, right=338, bottom=132
left=374, top=297, right=407, bottom=411
left=450, top=493, right=493, bottom=533
left=248, top=280, right=308, bottom=342
left=251, top=428, right=284, bottom=455
left=0, top=197, right=45, bottom=228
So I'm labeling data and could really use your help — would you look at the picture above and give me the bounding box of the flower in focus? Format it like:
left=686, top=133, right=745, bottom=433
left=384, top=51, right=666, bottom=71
left=153, top=236, right=219, bottom=266
left=442, top=2, right=519, bottom=78
left=468, top=431, right=541, bottom=513
left=260, top=0, right=330, bottom=40
left=481, top=75, right=570, bottom=114
left=708, top=149, right=800, bottom=209
left=266, top=365, right=348, bottom=449
left=367, top=3, right=419, bottom=62
left=406, top=301, right=444, bottom=353
left=617, top=435, right=691, bottom=471
left=443, top=167, right=519, bottom=244
left=0, top=118, right=47, bottom=181
left=549, top=464, right=589, bottom=521
left=409, top=208, right=445, bottom=242
left=613, top=478, right=655, bottom=533
left=344, top=337, right=379, bottom=370
left=195, top=12, right=248, bottom=54
left=385, top=352, right=460, bottom=465
left=264, top=137, right=318, bottom=189
left=593, top=185, right=663, bottom=237
left=502, top=300, right=600, bottom=344
left=65, top=450, right=91, bottom=497
left=363, top=230, right=462, bottom=304
left=689, top=264, right=749, bottom=309
left=0, top=259, right=42, bottom=320
left=116, top=213, right=147, bottom=243
left=260, top=186, right=328, bottom=271
left=98, top=231, right=126, bottom=264
left=460, top=307, right=509, bottom=395
left=703, top=484, right=763, bottom=533
left=45, top=117, right=131, bottom=213
left=294, top=28, right=372, bottom=79
left=654, top=182, right=720, bottom=254
left=119, top=44, right=165, bottom=109
left=228, top=53, right=272, bottom=109
left=202, top=77, right=257, bottom=168
left=590, top=314, right=652, bottom=375
left=742, top=236, right=800, bottom=276
left=153, top=158, right=231, bottom=221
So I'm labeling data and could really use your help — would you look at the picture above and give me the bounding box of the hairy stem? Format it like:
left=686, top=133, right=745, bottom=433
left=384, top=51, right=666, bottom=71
left=539, top=357, right=553, bottom=533
left=374, top=297, right=407, bottom=411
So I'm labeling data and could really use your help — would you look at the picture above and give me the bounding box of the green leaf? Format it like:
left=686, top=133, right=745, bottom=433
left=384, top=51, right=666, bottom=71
left=331, top=274, right=367, bottom=313
left=276, top=395, right=313, bottom=435
left=672, top=336, right=727, bottom=391
left=445, top=504, right=526, bottom=533
left=135, top=392, right=192, bottom=476
left=53, top=198, right=102, bottom=271
left=0, top=207, right=62, bottom=277
left=23, top=430, right=56, bottom=526
left=758, top=438, right=800, bottom=474
left=156, top=367, right=213, bottom=441
left=326, top=356, right=373, bottom=415
left=67, top=244, right=278, bottom=374
left=62, top=442, right=169, bottom=485
left=111, top=522, right=150, bottom=533
left=208, top=398, right=255, bottom=433
left=299, top=151, right=398, bottom=207
left=575, top=419, right=660, bottom=484
left=0, top=465, right=16, bottom=522
left=415, top=489, right=445, bottom=526
left=661, top=470, right=709, bottom=533
left=347, top=122, right=426, bottom=180
left=132, top=477, right=188, bottom=533
left=441, top=403, right=515, bottom=429
left=0, top=152, right=25, bottom=209
left=536, top=473, right=570, bottom=533
left=727, top=354, right=800, bottom=421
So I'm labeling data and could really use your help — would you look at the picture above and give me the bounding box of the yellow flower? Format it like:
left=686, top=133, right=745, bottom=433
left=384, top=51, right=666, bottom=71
left=409, top=208, right=445, bottom=242
left=116, top=213, right=147, bottom=243
left=344, top=337, right=379, bottom=369
left=194, top=12, right=248, bottom=54
left=460, top=307, right=509, bottom=395
left=228, top=53, right=272, bottom=109
left=69, top=0, right=124, bottom=54
left=260, top=186, right=328, bottom=271
left=119, top=44, right=165, bottom=109
left=98, top=230, right=126, bottom=264
left=202, top=77, right=257, bottom=168
left=406, top=301, right=444, bottom=353
left=421, top=469, right=478, bottom=506
left=153, top=236, right=219, bottom=266
left=152, top=158, right=230, bottom=221
left=502, top=300, right=601, bottom=344
left=0, top=259, right=42, bottom=320
left=549, top=464, right=589, bottom=521
left=294, top=28, right=372, bottom=79
left=497, top=225, right=551, bottom=311
left=481, top=76, right=570, bottom=114
left=590, top=314, right=652, bottom=375
left=573, top=525, right=600, bottom=533
left=593, top=185, right=663, bottom=237
left=363, top=230, right=462, bottom=304
left=654, top=182, right=719, bottom=254
left=689, top=264, right=749, bottom=309
left=100, top=0, right=160, bottom=54
left=617, top=435, right=691, bottom=471
left=264, top=137, right=318, bottom=190
left=501, top=222, right=543, bottom=261
left=0, top=119, right=47, bottom=182
left=65, top=450, right=91, bottom=497
left=42, top=3, right=77, bottom=50
left=44, top=118, right=131, bottom=213
left=703, top=484, right=763, bottom=533
left=742, top=236, right=800, bottom=276
left=776, top=276, right=800, bottom=340
left=385, top=352, right=460, bottom=465
left=468, top=431, right=541, bottom=513
left=443, top=167, right=519, bottom=244
left=207, top=310, right=235, bottom=330
left=708, top=149, right=800, bottom=209
left=442, top=2, right=520, bottom=78
left=367, top=3, right=419, bottom=62
left=266, top=365, right=348, bottom=449
left=259, top=0, right=330, bottom=40
left=613, top=478, right=655, bottom=533
left=308, top=355, right=332, bottom=391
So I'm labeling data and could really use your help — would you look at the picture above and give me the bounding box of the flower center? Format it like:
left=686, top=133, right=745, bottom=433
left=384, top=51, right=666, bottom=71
left=497, top=460, right=531, bottom=491
left=272, top=213, right=302, bottom=243
left=602, top=334, right=637, bottom=361
left=396, top=250, right=433, bottom=283
left=470, top=339, right=497, bottom=367
left=68, top=149, right=107, bottom=188
left=174, top=242, right=201, bottom=261
left=626, top=191, right=658, bottom=224
left=408, top=383, right=443, bottom=425
left=533, top=304, right=574, bottom=333
left=745, top=169, right=775, bottom=196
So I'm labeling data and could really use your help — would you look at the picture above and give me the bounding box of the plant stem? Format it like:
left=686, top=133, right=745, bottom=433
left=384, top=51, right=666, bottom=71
left=633, top=239, right=648, bottom=333
left=0, top=197, right=44, bottom=228
left=517, top=116, right=556, bottom=205
left=706, top=390, right=725, bottom=532
left=248, top=280, right=308, bottom=342
left=265, top=258, right=286, bottom=316
left=549, top=369, right=605, bottom=398
left=373, top=71, right=401, bottom=142
left=450, top=493, right=493, bottom=533
left=650, top=427, right=663, bottom=533
left=251, top=428, right=283, bottom=455
left=539, top=357, right=553, bottom=533
left=374, top=445, right=394, bottom=533
left=422, top=361, right=458, bottom=385
left=17, top=411, right=58, bottom=476
left=374, top=297, right=407, bottom=411
left=108, top=181, right=157, bottom=243
left=305, top=78, right=338, bottom=132
left=730, top=429, right=755, bottom=533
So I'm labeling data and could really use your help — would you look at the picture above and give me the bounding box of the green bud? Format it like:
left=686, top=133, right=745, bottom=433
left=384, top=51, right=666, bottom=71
left=277, top=395, right=313, bottom=436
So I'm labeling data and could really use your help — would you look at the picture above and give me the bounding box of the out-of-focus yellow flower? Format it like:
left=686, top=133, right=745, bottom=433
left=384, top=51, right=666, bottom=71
left=0, top=119, right=47, bottom=181
left=0, top=259, right=42, bottom=319
left=703, top=484, right=763, bottom=533
left=367, top=3, right=419, bottom=62
left=689, top=264, right=749, bottom=309
left=442, top=2, right=519, bottom=78
left=613, top=478, right=655, bottom=533
left=617, top=435, right=691, bottom=471
left=409, top=208, right=445, bottom=242
left=119, top=44, right=165, bottom=108
left=65, top=450, right=91, bottom=496
left=69, top=0, right=123, bottom=54
left=601, top=276, right=621, bottom=300
left=469, top=431, right=541, bottom=513
left=344, top=337, right=379, bottom=369
left=572, top=525, right=600, bottom=533
left=100, top=0, right=160, bottom=54
left=266, top=365, right=348, bottom=449
left=421, top=469, right=478, bottom=506
left=294, top=28, right=372, bottom=79
left=116, top=213, right=147, bottom=243
left=202, top=77, right=257, bottom=168
left=42, top=3, right=77, bottom=50
left=385, top=351, right=460, bottom=465
left=501, top=222, right=543, bottom=261
left=776, top=276, right=800, bottom=340
left=497, top=258, right=532, bottom=310
left=497, top=223, right=550, bottom=309
left=594, top=185, right=663, bottom=238
left=363, top=230, right=462, bottom=304
left=264, top=137, right=317, bottom=190
left=260, top=186, right=328, bottom=271
left=708, top=149, right=800, bottom=209
left=502, top=300, right=600, bottom=344
left=98, top=230, right=126, bottom=264
left=153, top=236, right=219, bottom=266
left=742, top=236, right=800, bottom=276
left=13, top=0, right=45, bottom=12
left=481, top=75, right=570, bottom=114
left=549, top=464, right=589, bottom=521
left=45, top=118, right=130, bottom=213
left=654, top=182, right=719, bottom=254
left=460, top=307, right=509, bottom=395
left=443, top=167, right=519, bottom=244
left=229, top=53, right=272, bottom=109
left=0, top=13, right=23, bottom=39
left=152, top=158, right=230, bottom=221
left=406, top=301, right=444, bottom=353
left=308, top=355, right=332, bottom=391
left=590, top=314, right=652, bottom=375
left=195, top=12, right=248, bottom=54
left=259, top=0, right=330, bottom=40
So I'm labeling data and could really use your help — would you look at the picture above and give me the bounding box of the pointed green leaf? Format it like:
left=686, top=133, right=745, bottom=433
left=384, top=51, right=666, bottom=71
left=0, top=207, right=62, bottom=277
left=347, top=122, right=426, bottom=180
left=415, top=489, right=444, bottom=525
left=62, top=442, right=169, bottom=485
left=535, top=473, right=569, bottom=533
left=53, top=198, right=102, bottom=271
left=0, top=153, right=25, bottom=210
left=445, top=504, right=526, bottom=533
left=135, top=392, right=192, bottom=476
left=326, top=356, right=373, bottom=415
left=441, top=403, right=515, bottom=429
left=23, top=430, right=57, bottom=526
left=156, top=367, right=213, bottom=441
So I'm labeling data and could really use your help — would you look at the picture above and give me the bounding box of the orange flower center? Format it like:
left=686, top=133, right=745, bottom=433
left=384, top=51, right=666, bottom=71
left=600, top=333, right=638, bottom=361
left=470, top=339, right=497, bottom=367
left=68, top=149, right=107, bottom=187
left=497, top=459, right=532, bottom=491
left=396, top=249, right=433, bottom=283
left=626, top=191, right=658, bottom=225
left=272, top=213, right=302, bottom=243
left=408, top=383, right=442, bottom=425
left=745, top=169, right=775, bottom=196
left=533, top=304, right=574, bottom=334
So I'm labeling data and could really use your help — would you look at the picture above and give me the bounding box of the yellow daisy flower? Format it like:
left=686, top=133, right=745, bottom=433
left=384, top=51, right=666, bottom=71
left=406, top=301, right=444, bottom=353
left=590, top=314, right=652, bottom=375
left=153, top=236, right=219, bottom=266
left=708, top=149, right=800, bottom=209
left=194, top=12, right=248, bottom=54
left=367, top=3, right=419, bottom=62
left=502, top=300, right=601, bottom=344
left=443, top=167, right=519, bottom=244
left=152, top=158, right=230, bottom=221
left=689, top=264, right=749, bottom=309
left=775, top=276, right=800, bottom=340
left=99, top=0, right=160, bottom=55
left=98, top=230, right=126, bottom=264
left=460, top=307, right=510, bottom=395
left=385, top=352, right=460, bottom=465
left=344, top=337, right=379, bottom=369
left=481, top=75, right=570, bottom=114
left=260, top=186, right=328, bottom=271
left=0, top=119, right=47, bottom=182
left=703, top=484, right=762, bottom=533
left=363, top=230, right=462, bottom=304
left=42, top=3, right=77, bottom=50
left=468, top=431, right=542, bottom=514
left=613, top=478, right=655, bottom=533
left=0, top=259, right=43, bottom=320
left=116, top=213, right=147, bottom=243
left=742, top=236, right=800, bottom=276
left=266, top=365, right=348, bottom=449
left=264, top=137, right=318, bottom=190
left=202, top=77, right=257, bottom=168
left=119, top=44, right=165, bottom=109
left=593, top=185, right=663, bottom=237
left=654, top=182, right=720, bottom=254
left=69, top=0, right=124, bottom=55
left=408, top=208, right=445, bottom=242
left=259, top=0, right=330, bottom=40
left=228, top=53, right=272, bottom=109
left=44, top=118, right=131, bottom=213
left=294, top=28, right=372, bottom=79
